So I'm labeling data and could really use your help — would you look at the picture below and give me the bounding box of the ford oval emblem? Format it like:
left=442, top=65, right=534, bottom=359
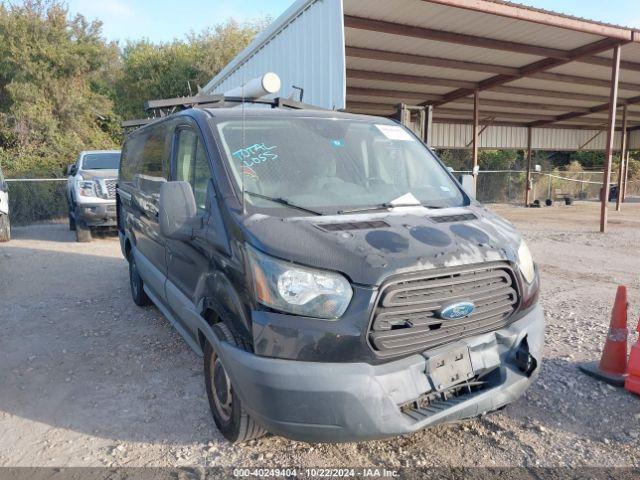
left=438, top=301, right=475, bottom=320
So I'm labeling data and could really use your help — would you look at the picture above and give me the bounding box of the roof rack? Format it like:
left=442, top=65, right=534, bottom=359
left=122, top=95, right=325, bottom=132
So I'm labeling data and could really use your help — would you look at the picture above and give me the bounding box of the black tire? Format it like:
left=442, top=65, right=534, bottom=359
left=0, top=214, right=10, bottom=242
left=68, top=210, right=76, bottom=231
left=204, top=323, right=266, bottom=444
left=129, top=255, right=152, bottom=307
left=75, top=221, right=91, bottom=242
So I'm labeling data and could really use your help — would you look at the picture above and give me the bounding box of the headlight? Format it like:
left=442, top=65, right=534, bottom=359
left=517, top=240, right=535, bottom=284
left=247, top=246, right=352, bottom=319
left=78, top=180, right=97, bottom=198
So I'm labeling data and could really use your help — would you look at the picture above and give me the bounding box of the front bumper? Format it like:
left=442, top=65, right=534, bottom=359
left=220, top=304, right=544, bottom=443
left=74, top=202, right=117, bottom=227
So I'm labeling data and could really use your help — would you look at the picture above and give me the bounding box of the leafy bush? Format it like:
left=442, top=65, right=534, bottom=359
left=7, top=181, right=68, bottom=225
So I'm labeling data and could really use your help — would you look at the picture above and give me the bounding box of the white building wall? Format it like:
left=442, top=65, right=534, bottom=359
left=203, top=0, right=346, bottom=110
left=432, top=124, right=627, bottom=151
left=629, top=130, right=640, bottom=150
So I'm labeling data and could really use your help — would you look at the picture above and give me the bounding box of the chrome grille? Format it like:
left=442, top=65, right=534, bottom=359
left=369, top=263, right=519, bottom=357
left=96, top=178, right=117, bottom=199
left=104, top=179, right=117, bottom=199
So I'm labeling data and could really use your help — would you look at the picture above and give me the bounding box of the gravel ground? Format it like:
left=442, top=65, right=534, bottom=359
left=0, top=202, right=639, bottom=468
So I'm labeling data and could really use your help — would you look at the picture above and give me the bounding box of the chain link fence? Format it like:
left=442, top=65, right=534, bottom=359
left=4, top=171, right=639, bottom=226
left=6, top=179, right=68, bottom=226
left=453, top=170, right=638, bottom=204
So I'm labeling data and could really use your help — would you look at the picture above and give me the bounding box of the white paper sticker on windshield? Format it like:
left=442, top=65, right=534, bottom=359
left=375, top=124, right=415, bottom=141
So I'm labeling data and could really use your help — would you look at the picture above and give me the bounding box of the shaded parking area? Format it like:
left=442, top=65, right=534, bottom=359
left=0, top=203, right=639, bottom=468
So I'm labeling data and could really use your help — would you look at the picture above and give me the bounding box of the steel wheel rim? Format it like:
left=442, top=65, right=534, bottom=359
left=212, top=356, right=233, bottom=422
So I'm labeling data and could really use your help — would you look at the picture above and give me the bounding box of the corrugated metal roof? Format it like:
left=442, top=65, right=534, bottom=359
left=206, top=0, right=640, bottom=150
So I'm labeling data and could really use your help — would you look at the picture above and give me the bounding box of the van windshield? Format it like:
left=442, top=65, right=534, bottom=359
left=82, top=152, right=120, bottom=170
left=213, top=117, right=466, bottom=214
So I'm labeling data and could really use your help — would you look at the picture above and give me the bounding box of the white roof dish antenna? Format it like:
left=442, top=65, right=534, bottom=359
left=224, top=72, right=282, bottom=100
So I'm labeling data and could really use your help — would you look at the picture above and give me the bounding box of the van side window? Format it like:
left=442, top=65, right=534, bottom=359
left=129, top=123, right=169, bottom=197
left=120, top=134, right=144, bottom=184
left=141, top=127, right=166, bottom=178
left=175, top=128, right=211, bottom=212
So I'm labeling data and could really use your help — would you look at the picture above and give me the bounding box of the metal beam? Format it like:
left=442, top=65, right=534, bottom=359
left=422, top=0, right=634, bottom=40
left=346, top=101, right=635, bottom=126
left=472, top=89, right=479, bottom=182
left=429, top=119, right=630, bottom=131
left=347, top=86, right=610, bottom=113
left=344, top=102, right=639, bottom=131
left=430, top=38, right=624, bottom=107
left=616, top=106, right=628, bottom=211
left=465, top=116, right=495, bottom=147
left=345, top=45, right=640, bottom=92
left=578, top=131, right=604, bottom=150
left=345, top=15, right=640, bottom=72
left=622, top=150, right=630, bottom=202
left=347, top=69, right=476, bottom=89
left=600, top=45, right=621, bottom=233
left=345, top=46, right=518, bottom=75
left=529, top=94, right=640, bottom=127
left=525, top=127, right=533, bottom=206
left=492, top=85, right=610, bottom=103
left=433, top=108, right=627, bottom=125
left=530, top=71, right=640, bottom=92
left=346, top=69, right=612, bottom=103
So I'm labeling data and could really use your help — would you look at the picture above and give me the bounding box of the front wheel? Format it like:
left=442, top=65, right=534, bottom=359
left=68, top=209, right=76, bottom=231
left=129, top=254, right=151, bottom=307
left=204, top=323, right=266, bottom=443
left=0, top=214, right=10, bottom=242
left=75, top=221, right=91, bottom=242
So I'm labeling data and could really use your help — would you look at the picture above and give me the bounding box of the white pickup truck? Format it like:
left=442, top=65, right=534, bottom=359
left=0, top=165, right=9, bottom=242
left=66, top=150, right=120, bottom=242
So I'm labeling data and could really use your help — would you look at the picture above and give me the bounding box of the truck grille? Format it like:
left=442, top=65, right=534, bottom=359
left=368, top=263, right=520, bottom=357
left=96, top=178, right=117, bottom=199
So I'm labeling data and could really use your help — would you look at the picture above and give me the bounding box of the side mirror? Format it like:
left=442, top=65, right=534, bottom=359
left=159, top=181, right=198, bottom=241
left=67, top=164, right=77, bottom=176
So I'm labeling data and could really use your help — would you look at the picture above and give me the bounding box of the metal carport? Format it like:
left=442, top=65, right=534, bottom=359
left=203, top=0, right=640, bottom=232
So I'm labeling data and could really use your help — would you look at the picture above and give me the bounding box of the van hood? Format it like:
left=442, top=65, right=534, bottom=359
left=242, top=205, right=523, bottom=286
left=79, top=169, right=118, bottom=180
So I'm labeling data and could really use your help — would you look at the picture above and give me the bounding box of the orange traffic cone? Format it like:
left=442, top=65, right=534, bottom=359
left=624, top=316, right=640, bottom=395
left=579, top=285, right=629, bottom=387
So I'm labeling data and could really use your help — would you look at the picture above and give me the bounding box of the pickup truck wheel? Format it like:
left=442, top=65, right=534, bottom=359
left=0, top=214, right=10, bottom=242
left=75, top=222, right=92, bottom=242
left=204, top=323, right=266, bottom=444
left=129, top=255, right=151, bottom=307
left=68, top=209, right=76, bottom=231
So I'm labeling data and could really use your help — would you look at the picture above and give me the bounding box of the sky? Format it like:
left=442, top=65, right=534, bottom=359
left=63, top=0, right=640, bottom=44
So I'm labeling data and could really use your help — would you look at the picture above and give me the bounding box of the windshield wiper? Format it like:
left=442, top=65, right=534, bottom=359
left=245, top=191, right=323, bottom=216
left=338, top=203, right=443, bottom=214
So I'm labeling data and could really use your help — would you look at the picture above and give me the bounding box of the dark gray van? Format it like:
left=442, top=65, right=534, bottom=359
left=117, top=105, right=544, bottom=443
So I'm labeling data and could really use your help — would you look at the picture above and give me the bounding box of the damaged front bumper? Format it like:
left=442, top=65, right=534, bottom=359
left=219, top=304, right=544, bottom=443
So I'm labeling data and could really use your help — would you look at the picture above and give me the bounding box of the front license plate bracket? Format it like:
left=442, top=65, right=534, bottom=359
left=424, top=344, right=474, bottom=391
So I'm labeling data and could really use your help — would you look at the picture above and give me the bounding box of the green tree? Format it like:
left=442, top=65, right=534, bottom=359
left=0, top=0, right=120, bottom=176
left=115, top=19, right=267, bottom=119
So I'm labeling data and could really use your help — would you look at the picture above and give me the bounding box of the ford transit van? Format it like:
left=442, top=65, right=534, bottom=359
left=117, top=105, right=543, bottom=443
